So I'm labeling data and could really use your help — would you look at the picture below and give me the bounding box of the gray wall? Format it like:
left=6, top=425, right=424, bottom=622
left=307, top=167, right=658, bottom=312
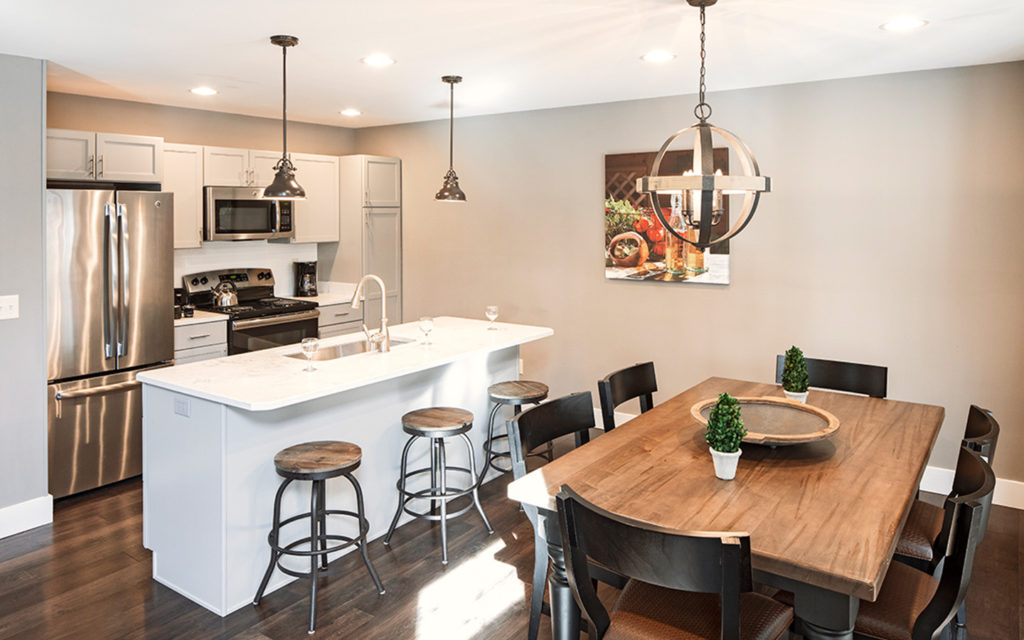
left=0, top=54, right=47, bottom=510
left=352, top=61, right=1024, bottom=482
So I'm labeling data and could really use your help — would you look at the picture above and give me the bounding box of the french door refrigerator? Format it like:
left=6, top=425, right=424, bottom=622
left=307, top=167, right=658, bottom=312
left=45, top=189, right=174, bottom=498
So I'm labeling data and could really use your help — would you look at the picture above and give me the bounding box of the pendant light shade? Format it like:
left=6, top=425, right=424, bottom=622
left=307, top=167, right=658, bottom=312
left=435, top=75, right=466, bottom=202
left=264, top=35, right=306, bottom=200
left=637, top=0, right=769, bottom=248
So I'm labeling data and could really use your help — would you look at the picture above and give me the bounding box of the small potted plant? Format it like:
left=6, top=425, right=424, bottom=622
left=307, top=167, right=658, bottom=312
left=781, top=346, right=809, bottom=403
left=705, top=392, right=747, bottom=480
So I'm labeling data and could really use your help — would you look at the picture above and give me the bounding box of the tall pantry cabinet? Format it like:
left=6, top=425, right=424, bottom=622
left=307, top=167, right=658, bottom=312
left=321, top=155, right=402, bottom=324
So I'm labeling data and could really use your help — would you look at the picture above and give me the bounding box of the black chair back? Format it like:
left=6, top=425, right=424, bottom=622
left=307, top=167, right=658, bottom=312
left=597, top=362, right=657, bottom=431
left=962, top=405, right=999, bottom=464
left=557, top=485, right=752, bottom=640
left=774, top=355, right=887, bottom=398
left=507, top=391, right=595, bottom=481
left=913, top=496, right=991, bottom=640
left=931, top=447, right=996, bottom=569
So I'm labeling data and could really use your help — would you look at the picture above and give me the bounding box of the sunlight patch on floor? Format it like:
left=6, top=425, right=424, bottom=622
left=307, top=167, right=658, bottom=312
left=415, top=538, right=521, bottom=639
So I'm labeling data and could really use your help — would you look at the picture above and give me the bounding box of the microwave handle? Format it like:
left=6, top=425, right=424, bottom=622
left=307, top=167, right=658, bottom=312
left=272, top=202, right=278, bottom=232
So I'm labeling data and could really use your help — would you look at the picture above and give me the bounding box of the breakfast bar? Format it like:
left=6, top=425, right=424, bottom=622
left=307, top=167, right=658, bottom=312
left=137, top=316, right=553, bottom=616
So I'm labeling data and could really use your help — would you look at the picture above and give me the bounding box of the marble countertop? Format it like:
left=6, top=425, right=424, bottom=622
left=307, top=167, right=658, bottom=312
left=138, top=316, right=553, bottom=411
left=174, top=310, right=227, bottom=327
left=283, top=291, right=354, bottom=306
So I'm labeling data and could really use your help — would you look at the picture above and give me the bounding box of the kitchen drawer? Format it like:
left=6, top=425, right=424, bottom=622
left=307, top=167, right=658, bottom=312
left=317, top=302, right=361, bottom=329
left=174, top=322, right=227, bottom=351
left=319, top=321, right=363, bottom=339
left=174, top=344, right=227, bottom=365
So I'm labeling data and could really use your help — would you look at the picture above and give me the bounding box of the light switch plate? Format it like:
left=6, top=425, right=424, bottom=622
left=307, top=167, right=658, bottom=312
left=173, top=396, right=191, bottom=417
left=0, top=295, right=19, bottom=320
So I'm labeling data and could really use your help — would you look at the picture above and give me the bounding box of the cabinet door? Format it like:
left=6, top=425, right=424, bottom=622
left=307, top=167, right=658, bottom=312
left=163, top=143, right=204, bottom=248
left=290, top=153, right=339, bottom=243
left=319, top=322, right=363, bottom=339
left=46, top=129, right=96, bottom=180
left=96, top=133, right=164, bottom=182
left=203, top=146, right=249, bottom=186
left=363, top=206, right=402, bottom=322
left=250, top=150, right=283, bottom=188
left=364, top=157, right=401, bottom=207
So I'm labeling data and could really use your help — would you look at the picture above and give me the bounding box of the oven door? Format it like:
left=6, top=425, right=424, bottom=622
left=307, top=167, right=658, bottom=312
left=204, top=186, right=294, bottom=241
left=229, top=309, right=319, bottom=354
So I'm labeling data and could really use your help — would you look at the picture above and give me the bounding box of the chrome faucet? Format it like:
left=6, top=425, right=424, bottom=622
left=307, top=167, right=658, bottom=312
left=351, top=274, right=390, bottom=352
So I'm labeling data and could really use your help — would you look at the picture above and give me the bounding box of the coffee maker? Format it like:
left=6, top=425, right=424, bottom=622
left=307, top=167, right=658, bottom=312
left=294, top=261, right=318, bottom=297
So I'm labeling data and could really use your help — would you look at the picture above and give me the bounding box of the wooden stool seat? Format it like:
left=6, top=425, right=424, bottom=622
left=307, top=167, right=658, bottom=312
left=488, top=380, right=549, bottom=404
left=401, top=407, right=473, bottom=438
left=273, top=441, right=362, bottom=479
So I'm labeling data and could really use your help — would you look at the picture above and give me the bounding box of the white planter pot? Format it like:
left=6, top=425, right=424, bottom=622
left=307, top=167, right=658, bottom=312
left=784, top=390, right=809, bottom=404
left=710, top=447, right=742, bottom=480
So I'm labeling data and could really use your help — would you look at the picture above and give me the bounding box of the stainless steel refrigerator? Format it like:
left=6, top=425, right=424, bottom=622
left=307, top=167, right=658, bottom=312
left=45, top=189, right=174, bottom=498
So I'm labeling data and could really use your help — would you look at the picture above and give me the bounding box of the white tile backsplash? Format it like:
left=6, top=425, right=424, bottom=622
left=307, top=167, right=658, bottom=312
left=174, top=241, right=318, bottom=296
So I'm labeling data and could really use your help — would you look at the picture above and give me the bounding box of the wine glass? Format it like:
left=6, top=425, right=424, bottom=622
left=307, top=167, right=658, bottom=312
left=485, top=305, right=499, bottom=330
left=419, top=316, right=434, bottom=345
left=300, top=337, right=320, bottom=372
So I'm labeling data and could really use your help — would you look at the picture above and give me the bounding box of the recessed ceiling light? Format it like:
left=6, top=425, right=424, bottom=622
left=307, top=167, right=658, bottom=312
left=362, top=53, right=396, bottom=67
left=880, top=16, right=928, bottom=32
left=340, top=108, right=361, bottom=117
left=641, top=50, right=676, bottom=63
left=190, top=86, right=217, bottom=96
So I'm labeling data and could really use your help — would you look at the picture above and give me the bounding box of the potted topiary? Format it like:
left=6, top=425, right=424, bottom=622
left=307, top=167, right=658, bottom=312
left=705, top=392, right=747, bottom=480
left=781, top=346, right=809, bottom=403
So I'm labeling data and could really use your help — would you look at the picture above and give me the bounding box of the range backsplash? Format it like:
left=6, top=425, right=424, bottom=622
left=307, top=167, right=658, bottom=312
left=173, top=241, right=317, bottom=297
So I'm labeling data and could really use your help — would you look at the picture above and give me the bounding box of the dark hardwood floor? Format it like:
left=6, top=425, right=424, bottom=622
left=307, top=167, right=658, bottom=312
left=0, top=477, right=1020, bottom=639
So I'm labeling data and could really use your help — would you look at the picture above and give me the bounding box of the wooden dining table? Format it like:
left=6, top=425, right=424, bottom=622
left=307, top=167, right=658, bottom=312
left=507, top=376, right=944, bottom=640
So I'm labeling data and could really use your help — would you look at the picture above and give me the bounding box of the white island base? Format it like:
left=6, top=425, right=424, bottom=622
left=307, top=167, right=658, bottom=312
left=139, top=317, right=553, bottom=616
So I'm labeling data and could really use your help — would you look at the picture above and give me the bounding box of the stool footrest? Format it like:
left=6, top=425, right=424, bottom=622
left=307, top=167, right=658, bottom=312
left=394, top=466, right=478, bottom=501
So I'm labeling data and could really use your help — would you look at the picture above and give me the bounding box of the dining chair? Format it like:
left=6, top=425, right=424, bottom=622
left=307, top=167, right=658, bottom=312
left=774, top=354, right=888, bottom=398
left=597, top=361, right=657, bottom=432
left=508, top=391, right=625, bottom=640
left=853, top=448, right=995, bottom=640
left=555, top=485, right=794, bottom=640
left=961, top=404, right=999, bottom=463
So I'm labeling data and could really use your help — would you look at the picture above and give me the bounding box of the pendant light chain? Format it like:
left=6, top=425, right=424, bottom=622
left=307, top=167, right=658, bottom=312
left=694, top=4, right=712, bottom=122
left=281, top=45, right=288, bottom=161
left=448, top=80, right=455, bottom=171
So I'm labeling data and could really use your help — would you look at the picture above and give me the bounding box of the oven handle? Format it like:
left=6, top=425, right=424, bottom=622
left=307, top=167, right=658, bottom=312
left=232, top=309, right=320, bottom=330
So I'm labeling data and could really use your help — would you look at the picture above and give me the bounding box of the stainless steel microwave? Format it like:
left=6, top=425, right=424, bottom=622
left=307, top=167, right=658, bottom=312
left=203, top=186, right=294, bottom=241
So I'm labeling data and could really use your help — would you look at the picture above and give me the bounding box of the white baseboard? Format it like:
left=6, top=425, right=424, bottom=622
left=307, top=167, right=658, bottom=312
left=0, top=495, right=53, bottom=540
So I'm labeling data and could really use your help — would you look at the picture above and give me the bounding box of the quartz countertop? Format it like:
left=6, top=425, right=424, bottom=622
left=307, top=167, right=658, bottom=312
left=174, top=310, right=227, bottom=327
left=139, top=316, right=553, bottom=411
left=284, top=292, right=355, bottom=306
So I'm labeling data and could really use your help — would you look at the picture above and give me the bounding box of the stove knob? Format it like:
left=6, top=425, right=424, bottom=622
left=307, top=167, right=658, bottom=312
left=256, top=272, right=264, bottom=280
left=200, top=277, right=208, bottom=285
left=190, top=278, right=199, bottom=286
left=262, top=272, right=271, bottom=280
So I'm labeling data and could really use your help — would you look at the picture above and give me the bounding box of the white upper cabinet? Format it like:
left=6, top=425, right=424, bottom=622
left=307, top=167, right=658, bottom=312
left=46, top=129, right=96, bottom=180
left=250, top=150, right=282, bottom=188
left=163, top=143, right=204, bottom=249
left=47, top=129, right=163, bottom=183
left=290, top=153, right=340, bottom=243
left=364, top=156, right=402, bottom=207
left=96, top=133, right=163, bottom=182
left=203, top=146, right=249, bottom=186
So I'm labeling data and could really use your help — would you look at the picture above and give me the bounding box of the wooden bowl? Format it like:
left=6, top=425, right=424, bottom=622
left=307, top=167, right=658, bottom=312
left=690, top=396, right=840, bottom=446
left=608, top=232, right=649, bottom=267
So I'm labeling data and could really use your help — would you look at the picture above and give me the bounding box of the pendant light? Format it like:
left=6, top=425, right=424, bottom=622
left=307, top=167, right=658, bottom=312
left=637, top=0, right=769, bottom=248
left=264, top=35, right=306, bottom=200
left=435, top=75, right=466, bottom=202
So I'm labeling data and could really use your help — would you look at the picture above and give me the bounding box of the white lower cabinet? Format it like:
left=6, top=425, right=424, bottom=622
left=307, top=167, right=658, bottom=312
left=174, top=320, right=228, bottom=364
left=318, top=302, right=363, bottom=339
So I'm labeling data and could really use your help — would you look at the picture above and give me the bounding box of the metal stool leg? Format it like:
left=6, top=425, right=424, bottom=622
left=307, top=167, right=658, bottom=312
left=344, top=472, right=385, bottom=595
left=307, top=480, right=319, bottom=634
left=254, top=477, right=293, bottom=605
left=384, top=436, right=416, bottom=546
left=317, top=479, right=328, bottom=570
left=461, top=433, right=493, bottom=533
left=484, top=401, right=503, bottom=471
left=430, top=438, right=441, bottom=516
left=438, top=438, right=449, bottom=565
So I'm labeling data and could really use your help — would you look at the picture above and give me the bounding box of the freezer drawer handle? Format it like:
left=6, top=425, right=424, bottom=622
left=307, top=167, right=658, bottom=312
left=232, top=309, right=319, bottom=330
left=54, top=379, right=140, bottom=419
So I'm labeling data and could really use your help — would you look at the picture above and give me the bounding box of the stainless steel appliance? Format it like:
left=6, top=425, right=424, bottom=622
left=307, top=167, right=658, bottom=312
left=46, top=189, right=174, bottom=498
left=204, top=186, right=294, bottom=241
left=183, top=268, right=319, bottom=354
left=294, top=260, right=317, bottom=297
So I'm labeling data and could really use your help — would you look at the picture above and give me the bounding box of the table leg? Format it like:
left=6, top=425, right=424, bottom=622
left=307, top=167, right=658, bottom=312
left=754, top=571, right=858, bottom=640
left=546, top=537, right=580, bottom=640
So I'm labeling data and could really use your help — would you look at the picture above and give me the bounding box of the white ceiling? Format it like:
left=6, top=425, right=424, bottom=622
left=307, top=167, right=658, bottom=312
left=2, top=0, right=1023, bottom=128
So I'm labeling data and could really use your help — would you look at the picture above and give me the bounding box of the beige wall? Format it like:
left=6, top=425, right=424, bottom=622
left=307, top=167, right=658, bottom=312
left=353, top=62, right=1024, bottom=482
left=47, top=92, right=355, bottom=155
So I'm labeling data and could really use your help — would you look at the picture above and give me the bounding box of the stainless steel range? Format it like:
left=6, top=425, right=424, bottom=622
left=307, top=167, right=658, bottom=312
left=183, top=268, right=319, bottom=354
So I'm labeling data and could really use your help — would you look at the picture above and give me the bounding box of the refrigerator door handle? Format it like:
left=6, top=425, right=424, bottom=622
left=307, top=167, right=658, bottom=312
left=117, top=203, right=129, bottom=357
left=104, top=203, right=117, bottom=359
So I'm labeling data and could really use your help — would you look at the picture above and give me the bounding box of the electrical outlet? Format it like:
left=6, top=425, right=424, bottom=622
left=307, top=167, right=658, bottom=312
left=173, top=396, right=191, bottom=417
left=0, top=295, right=19, bottom=320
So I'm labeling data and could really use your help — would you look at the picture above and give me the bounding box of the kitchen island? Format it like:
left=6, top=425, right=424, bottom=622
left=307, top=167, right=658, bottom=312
left=137, top=316, right=553, bottom=616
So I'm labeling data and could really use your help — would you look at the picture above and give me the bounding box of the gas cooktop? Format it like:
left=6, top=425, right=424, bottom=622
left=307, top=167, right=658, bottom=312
left=209, top=297, right=318, bottom=320
left=182, top=268, right=319, bottom=320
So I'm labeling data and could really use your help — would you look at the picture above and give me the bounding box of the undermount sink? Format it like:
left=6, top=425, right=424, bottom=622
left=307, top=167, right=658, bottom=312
left=286, top=336, right=414, bottom=361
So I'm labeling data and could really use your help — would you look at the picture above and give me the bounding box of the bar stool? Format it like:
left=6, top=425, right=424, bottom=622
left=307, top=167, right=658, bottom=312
left=484, top=380, right=551, bottom=473
left=253, top=441, right=385, bottom=635
left=382, top=407, right=492, bottom=564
